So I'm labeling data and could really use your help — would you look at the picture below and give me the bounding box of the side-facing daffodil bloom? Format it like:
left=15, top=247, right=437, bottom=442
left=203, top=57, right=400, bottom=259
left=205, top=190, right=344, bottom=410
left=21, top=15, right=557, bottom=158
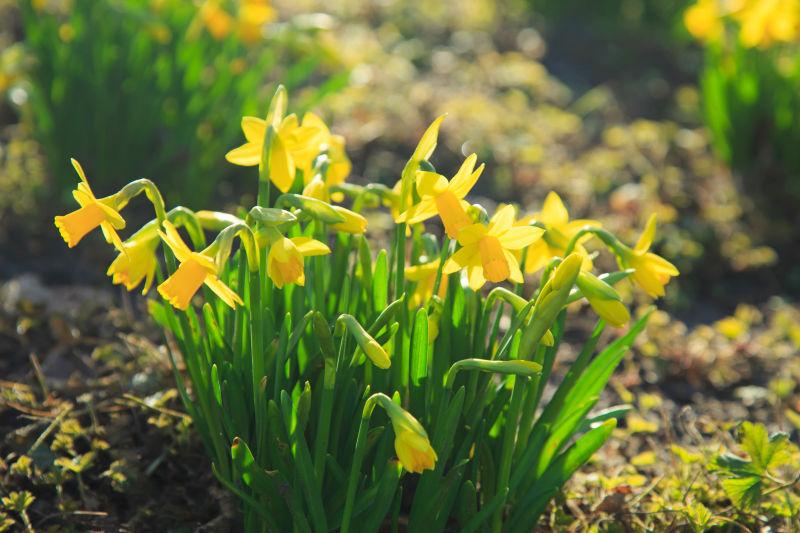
left=54, top=158, right=126, bottom=251
left=397, top=154, right=485, bottom=238
left=405, top=259, right=448, bottom=308
left=519, top=191, right=600, bottom=274
left=157, top=221, right=243, bottom=310
left=107, top=233, right=159, bottom=294
left=267, top=236, right=331, bottom=288
left=576, top=271, right=630, bottom=327
left=226, top=112, right=329, bottom=193
left=618, top=214, right=679, bottom=298
left=384, top=403, right=437, bottom=473
left=444, top=205, right=543, bottom=290
left=331, top=205, right=368, bottom=234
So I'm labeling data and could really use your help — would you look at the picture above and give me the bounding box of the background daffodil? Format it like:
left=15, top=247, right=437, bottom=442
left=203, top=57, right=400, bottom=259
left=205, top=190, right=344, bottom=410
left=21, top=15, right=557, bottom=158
left=444, top=204, right=543, bottom=290
left=54, top=158, right=126, bottom=251
left=267, top=235, right=331, bottom=288
left=157, top=221, right=243, bottom=310
left=405, top=258, right=448, bottom=308
left=619, top=214, right=680, bottom=298
left=397, top=154, right=484, bottom=238
left=225, top=112, right=330, bottom=192
left=520, top=191, right=599, bottom=274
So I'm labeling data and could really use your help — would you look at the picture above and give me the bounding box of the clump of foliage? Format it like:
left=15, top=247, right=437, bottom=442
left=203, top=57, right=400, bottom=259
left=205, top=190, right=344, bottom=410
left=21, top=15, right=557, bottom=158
left=54, top=84, right=679, bottom=531
left=15, top=0, right=346, bottom=207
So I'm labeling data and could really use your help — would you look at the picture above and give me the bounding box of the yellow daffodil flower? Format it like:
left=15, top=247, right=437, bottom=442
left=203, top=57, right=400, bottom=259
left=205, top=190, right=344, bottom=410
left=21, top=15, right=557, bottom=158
left=397, top=154, right=485, bottom=238
left=157, top=221, right=243, bottom=310
left=267, top=236, right=331, bottom=288
left=520, top=192, right=599, bottom=274
left=619, top=214, right=679, bottom=298
left=238, top=0, right=276, bottom=43
left=107, top=233, right=159, bottom=294
left=226, top=112, right=329, bottom=193
left=326, top=134, right=352, bottom=189
left=684, top=0, right=724, bottom=43
left=331, top=206, right=368, bottom=234
left=444, top=205, right=543, bottom=290
left=735, top=0, right=799, bottom=48
left=386, top=406, right=437, bottom=473
left=405, top=259, right=448, bottom=308
left=54, top=159, right=126, bottom=251
left=302, top=176, right=330, bottom=202
left=198, top=0, right=233, bottom=40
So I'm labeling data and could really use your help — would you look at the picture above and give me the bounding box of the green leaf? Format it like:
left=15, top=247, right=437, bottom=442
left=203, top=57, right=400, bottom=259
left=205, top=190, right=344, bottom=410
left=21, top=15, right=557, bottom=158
left=721, top=475, right=763, bottom=510
left=739, top=421, right=792, bottom=474
left=411, top=308, right=429, bottom=387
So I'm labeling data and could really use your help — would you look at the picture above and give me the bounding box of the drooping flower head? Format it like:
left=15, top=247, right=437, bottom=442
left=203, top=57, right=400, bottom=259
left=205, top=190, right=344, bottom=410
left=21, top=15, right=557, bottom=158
left=520, top=191, right=599, bottom=274
left=107, top=232, right=159, bottom=294
left=157, top=221, right=243, bottom=310
left=54, top=158, right=126, bottom=251
left=618, top=214, right=679, bottom=298
left=266, top=236, right=331, bottom=288
left=384, top=403, right=437, bottom=473
left=444, top=205, right=543, bottom=290
left=397, top=154, right=485, bottom=238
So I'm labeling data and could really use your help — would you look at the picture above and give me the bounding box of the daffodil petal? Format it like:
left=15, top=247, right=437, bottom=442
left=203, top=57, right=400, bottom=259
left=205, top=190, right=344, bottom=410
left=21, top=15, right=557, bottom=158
left=291, top=237, right=331, bottom=257
left=540, top=191, right=569, bottom=226
left=489, top=204, right=517, bottom=235
left=467, top=265, right=486, bottom=290
left=449, top=155, right=483, bottom=199
left=269, top=133, right=296, bottom=192
left=241, top=116, right=266, bottom=143
left=498, top=226, right=543, bottom=250
left=225, top=142, right=261, bottom=166
left=205, top=276, right=243, bottom=309
left=634, top=214, right=658, bottom=254
left=416, top=171, right=448, bottom=196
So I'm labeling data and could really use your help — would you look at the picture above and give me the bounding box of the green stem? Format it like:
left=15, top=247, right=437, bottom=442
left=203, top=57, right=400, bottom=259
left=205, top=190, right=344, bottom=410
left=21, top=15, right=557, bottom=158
left=491, top=377, right=527, bottom=533
left=340, top=395, right=380, bottom=533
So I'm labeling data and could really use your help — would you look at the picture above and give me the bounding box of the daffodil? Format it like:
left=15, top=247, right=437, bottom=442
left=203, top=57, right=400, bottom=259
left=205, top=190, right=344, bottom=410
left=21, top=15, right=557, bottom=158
left=405, top=259, right=448, bottom=308
left=397, top=154, right=485, bottom=238
left=157, top=221, right=243, bottom=310
left=735, top=0, right=799, bottom=48
left=107, top=233, right=159, bottom=294
left=267, top=236, right=331, bottom=288
left=444, top=205, right=543, bottom=290
left=385, top=405, right=437, bottom=473
left=326, top=134, right=352, bottom=189
left=684, top=0, right=724, bottom=43
left=331, top=206, right=367, bottom=234
left=226, top=112, right=330, bottom=193
left=198, top=0, right=233, bottom=40
left=54, top=159, right=126, bottom=251
left=237, top=0, right=276, bottom=44
left=519, top=192, right=599, bottom=274
left=618, top=214, right=679, bottom=298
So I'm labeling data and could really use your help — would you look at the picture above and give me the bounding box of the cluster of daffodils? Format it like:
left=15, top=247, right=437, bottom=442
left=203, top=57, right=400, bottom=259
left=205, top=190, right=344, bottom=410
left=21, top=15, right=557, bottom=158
left=191, top=0, right=276, bottom=44
left=685, top=0, right=800, bottom=48
left=55, top=86, right=677, bottom=531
